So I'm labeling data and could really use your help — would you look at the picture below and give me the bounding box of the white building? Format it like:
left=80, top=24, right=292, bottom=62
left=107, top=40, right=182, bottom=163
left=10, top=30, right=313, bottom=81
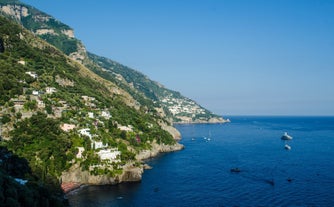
left=32, top=90, right=39, bottom=96
left=88, top=112, right=94, bottom=118
left=76, top=147, right=85, bottom=159
left=78, top=128, right=108, bottom=149
left=45, top=87, right=57, bottom=94
left=101, top=110, right=111, bottom=119
left=61, top=123, right=76, bottom=132
left=25, top=71, right=38, bottom=79
left=37, top=100, right=45, bottom=108
left=18, top=60, right=26, bottom=65
left=92, top=140, right=108, bottom=150
left=78, top=128, right=92, bottom=139
left=97, top=149, right=121, bottom=161
left=118, top=125, right=133, bottom=132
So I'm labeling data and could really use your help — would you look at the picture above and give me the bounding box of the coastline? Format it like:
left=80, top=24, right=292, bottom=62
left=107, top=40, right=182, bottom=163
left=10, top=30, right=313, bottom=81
left=61, top=182, right=82, bottom=194
left=61, top=141, right=184, bottom=194
left=60, top=120, right=229, bottom=194
left=174, top=118, right=231, bottom=125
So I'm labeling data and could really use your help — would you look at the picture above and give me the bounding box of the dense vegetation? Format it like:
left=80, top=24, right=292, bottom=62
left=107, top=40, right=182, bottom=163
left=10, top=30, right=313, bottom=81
left=39, top=34, right=78, bottom=55
left=0, top=146, right=67, bottom=207
left=8, top=112, right=73, bottom=178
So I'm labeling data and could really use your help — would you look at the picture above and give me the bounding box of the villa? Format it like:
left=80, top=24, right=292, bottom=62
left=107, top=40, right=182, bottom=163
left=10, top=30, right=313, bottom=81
left=61, top=124, right=76, bottom=132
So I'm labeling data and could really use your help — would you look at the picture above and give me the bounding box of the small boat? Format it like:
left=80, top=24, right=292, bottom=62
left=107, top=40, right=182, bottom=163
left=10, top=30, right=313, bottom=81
left=281, top=132, right=293, bottom=140
left=287, top=178, right=293, bottom=182
left=284, top=144, right=291, bottom=150
left=230, top=168, right=241, bottom=173
left=266, top=179, right=275, bottom=186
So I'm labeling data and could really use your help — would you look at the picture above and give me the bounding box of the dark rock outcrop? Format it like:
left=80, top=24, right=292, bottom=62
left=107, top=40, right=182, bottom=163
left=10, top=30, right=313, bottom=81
left=0, top=38, right=4, bottom=53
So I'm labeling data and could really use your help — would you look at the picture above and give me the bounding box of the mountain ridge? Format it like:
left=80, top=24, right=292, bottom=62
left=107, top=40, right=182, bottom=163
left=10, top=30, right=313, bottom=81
left=0, top=0, right=228, bottom=124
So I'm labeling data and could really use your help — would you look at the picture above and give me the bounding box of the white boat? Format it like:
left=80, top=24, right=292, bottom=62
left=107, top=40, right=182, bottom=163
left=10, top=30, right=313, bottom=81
left=281, top=132, right=293, bottom=140
left=284, top=144, right=291, bottom=150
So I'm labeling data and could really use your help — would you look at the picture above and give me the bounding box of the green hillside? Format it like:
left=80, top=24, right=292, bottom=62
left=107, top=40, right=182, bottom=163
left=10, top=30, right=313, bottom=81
left=87, top=53, right=224, bottom=123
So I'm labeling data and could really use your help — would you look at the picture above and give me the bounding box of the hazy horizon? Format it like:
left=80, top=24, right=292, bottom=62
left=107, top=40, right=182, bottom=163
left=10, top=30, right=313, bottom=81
left=21, top=0, right=334, bottom=116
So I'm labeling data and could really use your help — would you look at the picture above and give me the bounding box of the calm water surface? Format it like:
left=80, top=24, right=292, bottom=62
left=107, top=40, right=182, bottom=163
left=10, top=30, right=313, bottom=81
left=67, top=116, right=334, bottom=207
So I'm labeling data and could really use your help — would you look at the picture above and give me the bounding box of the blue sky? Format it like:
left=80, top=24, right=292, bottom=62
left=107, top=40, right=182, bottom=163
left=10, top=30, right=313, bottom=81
left=22, top=0, right=334, bottom=116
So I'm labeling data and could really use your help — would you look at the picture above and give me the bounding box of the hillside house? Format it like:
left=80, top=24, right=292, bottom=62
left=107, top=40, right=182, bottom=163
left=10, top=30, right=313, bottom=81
left=32, top=90, right=39, bottom=96
left=37, top=100, right=45, bottom=108
left=25, top=71, right=38, bottom=79
left=97, top=149, right=121, bottom=162
left=45, top=87, right=57, bottom=94
left=60, top=123, right=76, bottom=132
left=101, top=110, right=111, bottom=119
left=92, top=141, right=108, bottom=150
left=78, top=128, right=92, bottom=139
left=17, top=60, right=26, bottom=65
left=118, top=125, right=133, bottom=132
left=76, top=147, right=85, bottom=159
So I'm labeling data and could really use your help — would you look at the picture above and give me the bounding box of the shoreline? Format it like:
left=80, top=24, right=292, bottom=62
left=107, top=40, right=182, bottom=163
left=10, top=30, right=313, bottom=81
left=61, top=182, right=82, bottom=194
left=174, top=119, right=230, bottom=125
left=61, top=142, right=184, bottom=194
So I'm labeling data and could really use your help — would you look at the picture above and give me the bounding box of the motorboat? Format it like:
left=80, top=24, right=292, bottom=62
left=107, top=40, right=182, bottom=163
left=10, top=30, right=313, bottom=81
left=230, top=168, right=241, bottom=173
left=284, top=144, right=291, bottom=150
left=281, top=132, right=293, bottom=140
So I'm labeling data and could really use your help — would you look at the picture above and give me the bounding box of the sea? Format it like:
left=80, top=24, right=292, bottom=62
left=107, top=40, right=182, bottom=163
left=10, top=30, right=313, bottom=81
left=67, top=116, right=334, bottom=207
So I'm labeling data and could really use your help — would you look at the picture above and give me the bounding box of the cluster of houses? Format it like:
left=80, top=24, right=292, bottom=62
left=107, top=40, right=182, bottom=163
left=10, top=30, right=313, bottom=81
left=76, top=128, right=121, bottom=163
left=161, top=95, right=206, bottom=116
left=59, top=122, right=136, bottom=163
left=6, top=68, right=126, bottom=164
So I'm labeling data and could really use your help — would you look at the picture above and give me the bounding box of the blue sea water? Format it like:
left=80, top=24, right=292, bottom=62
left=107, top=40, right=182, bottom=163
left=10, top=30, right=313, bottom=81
left=67, top=116, right=334, bottom=207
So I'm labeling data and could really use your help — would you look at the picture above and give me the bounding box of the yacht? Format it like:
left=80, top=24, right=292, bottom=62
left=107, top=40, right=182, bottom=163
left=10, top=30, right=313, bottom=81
left=284, top=144, right=291, bottom=150
left=281, top=132, right=293, bottom=140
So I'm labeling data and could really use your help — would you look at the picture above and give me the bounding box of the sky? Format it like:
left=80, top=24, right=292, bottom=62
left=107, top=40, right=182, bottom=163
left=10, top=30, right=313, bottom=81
left=21, top=0, right=334, bottom=116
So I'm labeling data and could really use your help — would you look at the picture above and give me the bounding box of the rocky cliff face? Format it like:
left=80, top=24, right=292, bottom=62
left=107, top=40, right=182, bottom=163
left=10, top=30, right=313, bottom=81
left=135, top=141, right=184, bottom=160
left=61, top=163, right=142, bottom=185
left=0, top=4, right=74, bottom=37
left=0, top=4, right=28, bottom=20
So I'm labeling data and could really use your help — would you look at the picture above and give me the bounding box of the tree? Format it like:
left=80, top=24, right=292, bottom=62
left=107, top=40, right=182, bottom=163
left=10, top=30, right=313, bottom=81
left=24, top=100, right=37, bottom=111
left=45, top=104, right=52, bottom=114
left=15, top=112, right=22, bottom=120
left=2, top=114, right=11, bottom=124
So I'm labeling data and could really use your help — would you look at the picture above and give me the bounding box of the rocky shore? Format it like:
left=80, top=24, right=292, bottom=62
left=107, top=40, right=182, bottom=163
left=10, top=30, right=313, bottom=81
left=61, top=141, right=184, bottom=193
